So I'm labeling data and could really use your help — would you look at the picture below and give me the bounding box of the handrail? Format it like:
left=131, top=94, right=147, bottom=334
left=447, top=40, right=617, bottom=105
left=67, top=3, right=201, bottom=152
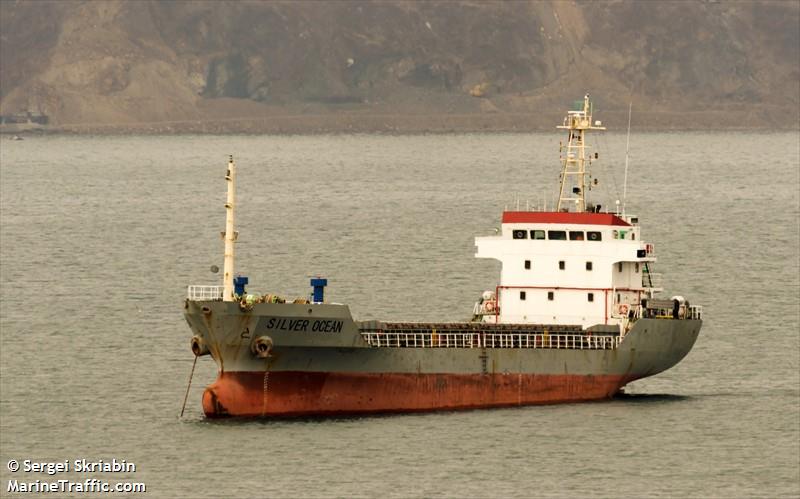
left=642, top=303, right=703, bottom=320
left=360, top=331, right=621, bottom=350
left=187, top=285, right=224, bottom=301
left=688, top=305, right=703, bottom=320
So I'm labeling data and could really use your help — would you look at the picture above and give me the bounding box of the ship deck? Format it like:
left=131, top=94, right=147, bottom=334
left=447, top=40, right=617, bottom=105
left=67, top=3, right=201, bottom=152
left=357, top=321, right=622, bottom=350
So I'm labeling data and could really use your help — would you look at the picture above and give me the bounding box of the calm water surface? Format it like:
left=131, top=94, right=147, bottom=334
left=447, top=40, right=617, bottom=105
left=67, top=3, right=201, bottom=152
left=1, top=132, right=798, bottom=498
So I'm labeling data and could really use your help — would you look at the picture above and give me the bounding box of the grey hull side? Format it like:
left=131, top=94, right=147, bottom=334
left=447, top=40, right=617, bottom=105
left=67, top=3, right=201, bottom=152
left=184, top=300, right=701, bottom=380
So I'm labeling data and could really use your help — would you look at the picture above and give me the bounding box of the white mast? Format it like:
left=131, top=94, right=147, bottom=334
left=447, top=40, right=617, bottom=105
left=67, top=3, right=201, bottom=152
left=222, top=155, right=237, bottom=301
left=556, top=94, right=605, bottom=212
left=621, top=101, right=632, bottom=216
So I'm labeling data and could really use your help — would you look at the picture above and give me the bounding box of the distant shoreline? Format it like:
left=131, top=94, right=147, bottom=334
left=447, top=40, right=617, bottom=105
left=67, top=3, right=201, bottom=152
left=2, top=111, right=797, bottom=135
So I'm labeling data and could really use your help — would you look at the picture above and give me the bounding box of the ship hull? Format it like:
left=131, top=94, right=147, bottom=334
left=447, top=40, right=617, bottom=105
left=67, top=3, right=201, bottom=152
left=202, top=371, right=633, bottom=418
left=185, top=301, right=701, bottom=418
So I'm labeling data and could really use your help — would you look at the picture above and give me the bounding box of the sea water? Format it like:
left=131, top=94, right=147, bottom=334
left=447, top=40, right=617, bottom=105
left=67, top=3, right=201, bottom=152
left=1, top=132, right=798, bottom=498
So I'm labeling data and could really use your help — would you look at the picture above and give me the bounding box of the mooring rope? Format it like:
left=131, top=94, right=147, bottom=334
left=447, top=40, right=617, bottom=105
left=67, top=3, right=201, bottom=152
left=180, top=355, right=198, bottom=418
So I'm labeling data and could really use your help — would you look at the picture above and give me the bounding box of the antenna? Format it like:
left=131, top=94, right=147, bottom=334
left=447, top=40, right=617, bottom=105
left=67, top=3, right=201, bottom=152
left=621, top=101, right=632, bottom=216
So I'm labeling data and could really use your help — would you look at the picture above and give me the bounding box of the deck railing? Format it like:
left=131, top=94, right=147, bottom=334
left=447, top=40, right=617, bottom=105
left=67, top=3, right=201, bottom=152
left=360, top=331, right=621, bottom=350
left=187, top=285, right=224, bottom=301
left=688, top=305, right=703, bottom=320
left=643, top=301, right=704, bottom=320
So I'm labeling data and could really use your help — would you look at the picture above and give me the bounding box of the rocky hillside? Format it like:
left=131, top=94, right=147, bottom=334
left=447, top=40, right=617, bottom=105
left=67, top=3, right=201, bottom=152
left=1, top=0, right=797, bottom=132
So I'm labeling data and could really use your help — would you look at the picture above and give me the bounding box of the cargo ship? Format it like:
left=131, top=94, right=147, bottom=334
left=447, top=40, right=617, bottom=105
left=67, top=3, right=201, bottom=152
left=183, top=95, right=702, bottom=418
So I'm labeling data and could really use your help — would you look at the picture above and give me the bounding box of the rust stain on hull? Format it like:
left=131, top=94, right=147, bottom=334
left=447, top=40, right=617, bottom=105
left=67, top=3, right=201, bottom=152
left=202, top=371, right=632, bottom=418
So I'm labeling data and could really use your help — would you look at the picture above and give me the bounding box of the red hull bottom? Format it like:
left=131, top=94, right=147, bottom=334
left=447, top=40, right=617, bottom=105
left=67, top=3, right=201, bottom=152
left=202, top=371, right=632, bottom=417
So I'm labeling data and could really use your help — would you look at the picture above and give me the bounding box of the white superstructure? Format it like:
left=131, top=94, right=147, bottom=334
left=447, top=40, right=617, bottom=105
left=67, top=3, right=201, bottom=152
left=474, top=95, right=661, bottom=329
left=475, top=211, right=659, bottom=328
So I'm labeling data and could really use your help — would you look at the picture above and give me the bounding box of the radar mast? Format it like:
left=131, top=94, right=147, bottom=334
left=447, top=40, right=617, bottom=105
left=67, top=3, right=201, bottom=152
left=556, top=94, right=605, bottom=212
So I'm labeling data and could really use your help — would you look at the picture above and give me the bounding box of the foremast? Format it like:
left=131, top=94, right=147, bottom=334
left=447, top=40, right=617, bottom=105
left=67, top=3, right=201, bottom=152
left=222, top=156, right=237, bottom=301
left=556, top=94, right=605, bottom=213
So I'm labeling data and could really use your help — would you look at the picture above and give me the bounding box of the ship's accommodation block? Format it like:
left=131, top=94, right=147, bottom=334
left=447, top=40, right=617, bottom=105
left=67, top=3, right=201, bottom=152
left=475, top=211, right=658, bottom=328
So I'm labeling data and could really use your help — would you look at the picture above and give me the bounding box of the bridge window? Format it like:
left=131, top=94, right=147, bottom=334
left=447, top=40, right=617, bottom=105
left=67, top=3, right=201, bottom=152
left=524, top=260, right=531, bottom=270
left=569, top=231, right=584, bottom=240
left=513, top=230, right=527, bottom=239
left=587, top=231, right=602, bottom=241
left=588, top=293, right=594, bottom=302
left=586, top=261, right=593, bottom=271
left=520, top=291, right=526, bottom=300
left=618, top=262, right=623, bottom=272
left=548, top=291, right=554, bottom=301
left=635, top=263, right=640, bottom=273
left=548, top=230, right=567, bottom=240
left=531, top=230, right=546, bottom=240
left=559, top=260, right=565, bottom=270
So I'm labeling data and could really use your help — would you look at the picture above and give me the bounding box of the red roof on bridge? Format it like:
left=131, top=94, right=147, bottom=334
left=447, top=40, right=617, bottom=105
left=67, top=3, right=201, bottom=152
left=502, top=211, right=630, bottom=226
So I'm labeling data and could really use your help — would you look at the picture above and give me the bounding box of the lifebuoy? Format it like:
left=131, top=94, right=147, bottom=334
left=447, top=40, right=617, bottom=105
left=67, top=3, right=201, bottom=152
left=485, top=301, right=496, bottom=312
left=619, top=304, right=629, bottom=316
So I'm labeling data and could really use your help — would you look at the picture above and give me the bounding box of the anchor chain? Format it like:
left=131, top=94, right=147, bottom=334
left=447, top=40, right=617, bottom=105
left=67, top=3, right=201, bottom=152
left=180, top=355, right=198, bottom=418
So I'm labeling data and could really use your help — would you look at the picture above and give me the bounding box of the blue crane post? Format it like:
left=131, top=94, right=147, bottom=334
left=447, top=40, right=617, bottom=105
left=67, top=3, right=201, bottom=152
left=233, top=275, right=248, bottom=297
left=310, top=277, right=327, bottom=304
